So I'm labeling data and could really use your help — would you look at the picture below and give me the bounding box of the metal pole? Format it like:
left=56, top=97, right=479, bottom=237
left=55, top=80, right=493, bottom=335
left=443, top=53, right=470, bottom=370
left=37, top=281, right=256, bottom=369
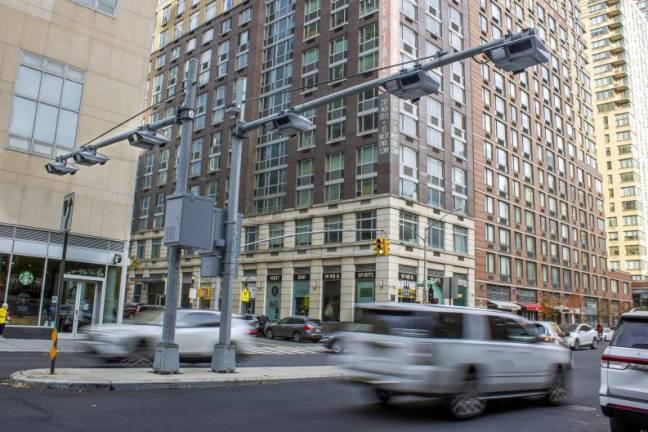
left=153, top=58, right=198, bottom=374
left=423, top=226, right=428, bottom=304
left=50, top=229, right=69, bottom=374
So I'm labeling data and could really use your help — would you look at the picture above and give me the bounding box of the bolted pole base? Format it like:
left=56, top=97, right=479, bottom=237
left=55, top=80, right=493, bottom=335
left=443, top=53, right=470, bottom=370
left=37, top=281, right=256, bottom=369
left=153, top=342, right=180, bottom=374
left=211, top=343, right=236, bottom=373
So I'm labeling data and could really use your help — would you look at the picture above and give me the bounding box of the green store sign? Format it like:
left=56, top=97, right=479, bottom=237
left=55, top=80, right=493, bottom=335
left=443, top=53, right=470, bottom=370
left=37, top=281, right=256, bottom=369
left=19, top=270, right=34, bottom=286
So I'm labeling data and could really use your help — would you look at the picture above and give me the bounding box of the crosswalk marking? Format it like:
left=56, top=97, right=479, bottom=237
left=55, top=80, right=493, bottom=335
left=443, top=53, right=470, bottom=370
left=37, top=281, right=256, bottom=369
left=242, top=340, right=327, bottom=356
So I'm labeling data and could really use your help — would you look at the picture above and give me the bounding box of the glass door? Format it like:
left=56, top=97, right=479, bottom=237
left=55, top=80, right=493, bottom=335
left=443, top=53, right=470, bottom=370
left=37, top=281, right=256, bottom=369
left=76, top=281, right=98, bottom=332
left=59, top=279, right=102, bottom=335
left=58, top=280, right=78, bottom=332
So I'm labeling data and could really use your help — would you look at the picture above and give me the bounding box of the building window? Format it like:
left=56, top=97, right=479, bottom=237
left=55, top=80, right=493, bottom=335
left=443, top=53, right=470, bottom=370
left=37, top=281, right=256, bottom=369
left=453, top=225, right=468, bottom=254
left=217, top=40, right=230, bottom=77
left=71, top=0, right=118, bottom=16
left=360, top=0, right=378, bottom=17
left=327, top=98, right=346, bottom=142
left=245, top=226, right=258, bottom=251
left=302, top=47, right=319, bottom=89
left=304, top=0, right=321, bottom=40
left=400, top=99, right=418, bottom=137
left=400, top=145, right=418, bottom=200
left=236, top=30, right=250, bottom=70
left=325, top=151, right=344, bottom=202
left=142, top=154, right=154, bottom=189
left=356, top=144, right=378, bottom=196
left=151, top=238, right=161, bottom=258
left=452, top=166, right=468, bottom=211
left=206, top=180, right=217, bottom=199
left=136, top=241, right=145, bottom=260
left=212, top=85, right=226, bottom=124
left=357, top=89, right=379, bottom=134
left=153, top=192, right=165, bottom=229
left=190, top=138, right=202, bottom=177
left=9, top=51, right=84, bottom=157
left=298, top=109, right=316, bottom=149
left=167, top=66, right=178, bottom=98
left=295, top=219, right=312, bottom=247
left=268, top=223, right=284, bottom=249
left=158, top=149, right=169, bottom=186
left=209, top=132, right=222, bottom=171
left=330, top=0, right=349, bottom=29
left=194, top=93, right=207, bottom=130
left=296, top=159, right=314, bottom=207
left=427, top=98, right=444, bottom=149
left=358, top=22, right=378, bottom=72
left=356, top=210, right=377, bottom=241
left=324, top=215, right=343, bottom=244
left=428, top=220, right=444, bottom=249
left=329, top=36, right=348, bottom=81
left=239, top=7, right=252, bottom=24
left=399, top=211, right=418, bottom=244
left=139, top=196, right=150, bottom=231
left=189, top=11, right=199, bottom=31
left=198, top=49, right=212, bottom=86
left=427, top=157, right=444, bottom=208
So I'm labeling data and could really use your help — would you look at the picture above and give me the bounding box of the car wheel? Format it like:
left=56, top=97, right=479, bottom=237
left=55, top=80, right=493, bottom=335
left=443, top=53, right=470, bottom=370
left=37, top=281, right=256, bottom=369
left=546, top=368, right=570, bottom=406
left=610, top=418, right=641, bottom=432
left=449, top=370, right=486, bottom=420
left=266, top=329, right=274, bottom=339
left=374, top=388, right=392, bottom=404
left=331, top=340, right=344, bottom=354
left=573, top=339, right=580, bottom=351
left=121, top=339, right=152, bottom=368
left=292, top=332, right=302, bottom=343
left=591, top=338, right=598, bottom=349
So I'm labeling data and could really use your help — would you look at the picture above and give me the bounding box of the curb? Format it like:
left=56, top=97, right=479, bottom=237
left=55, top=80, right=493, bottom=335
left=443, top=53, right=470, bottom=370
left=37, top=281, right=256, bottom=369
left=9, top=368, right=352, bottom=392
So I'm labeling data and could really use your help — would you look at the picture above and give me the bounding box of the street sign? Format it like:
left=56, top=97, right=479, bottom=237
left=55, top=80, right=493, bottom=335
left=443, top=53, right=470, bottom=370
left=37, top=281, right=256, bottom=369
left=49, top=329, right=58, bottom=363
left=241, top=287, right=250, bottom=303
left=60, top=193, right=75, bottom=232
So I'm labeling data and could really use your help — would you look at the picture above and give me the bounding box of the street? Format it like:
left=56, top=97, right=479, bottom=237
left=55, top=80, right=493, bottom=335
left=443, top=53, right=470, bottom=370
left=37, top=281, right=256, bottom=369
left=0, top=340, right=613, bottom=432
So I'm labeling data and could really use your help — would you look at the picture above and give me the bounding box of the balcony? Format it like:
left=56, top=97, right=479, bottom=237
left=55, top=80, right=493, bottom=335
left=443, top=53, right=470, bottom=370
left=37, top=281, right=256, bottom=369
left=612, top=66, right=627, bottom=79
left=609, top=29, right=623, bottom=41
left=610, top=41, right=625, bottom=54
left=606, top=0, right=620, bottom=5
left=608, top=16, right=623, bottom=29
left=607, top=6, right=621, bottom=18
left=615, top=78, right=629, bottom=91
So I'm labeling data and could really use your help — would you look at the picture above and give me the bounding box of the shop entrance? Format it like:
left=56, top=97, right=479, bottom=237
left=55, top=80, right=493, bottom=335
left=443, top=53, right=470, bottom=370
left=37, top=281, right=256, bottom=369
left=57, top=276, right=103, bottom=336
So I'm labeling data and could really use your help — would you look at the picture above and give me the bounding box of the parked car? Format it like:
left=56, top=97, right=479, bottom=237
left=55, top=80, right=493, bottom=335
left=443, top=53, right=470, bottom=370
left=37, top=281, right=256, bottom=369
left=560, top=323, right=599, bottom=350
left=321, top=332, right=346, bottom=353
left=530, top=321, right=570, bottom=349
left=343, top=303, right=572, bottom=419
left=602, top=327, right=615, bottom=342
left=233, top=314, right=259, bottom=336
left=600, top=310, right=648, bottom=431
left=83, top=309, right=253, bottom=362
left=122, top=303, right=140, bottom=319
left=265, top=316, right=323, bottom=342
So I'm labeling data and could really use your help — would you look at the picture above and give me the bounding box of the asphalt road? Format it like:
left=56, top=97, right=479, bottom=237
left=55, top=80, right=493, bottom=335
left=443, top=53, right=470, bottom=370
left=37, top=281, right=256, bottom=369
left=1, top=344, right=613, bottom=432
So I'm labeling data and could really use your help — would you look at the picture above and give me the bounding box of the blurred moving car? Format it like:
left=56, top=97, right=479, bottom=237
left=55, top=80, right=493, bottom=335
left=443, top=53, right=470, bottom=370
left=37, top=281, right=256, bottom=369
left=530, top=321, right=570, bottom=349
left=561, top=323, right=599, bottom=350
left=602, top=327, right=615, bottom=342
left=122, top=303, right=140, bottom=319
left=83, top=309, right=253, bottom=362
left=265, top=316, right=323, bottom=342
left=321, top=332, right=346, bottom=353
left=344, top=304, right=572, bottom=419
left=600, top=310, right=648, bottom=431
left=233, top=314, right=259, bottom=336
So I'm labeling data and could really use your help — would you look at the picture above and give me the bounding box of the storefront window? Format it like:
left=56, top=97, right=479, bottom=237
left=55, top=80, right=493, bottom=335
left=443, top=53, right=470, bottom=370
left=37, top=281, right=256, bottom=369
left=65, top=261, right=105, bottom=278
left=293, top=269, right=310, bottom=316
left=7, top=255, right=45, bottom=326
left=41, top=259, right=60, bottom=326
left=427, top=270, right=443, bottom=304
left=452, top=273, right=468, bottom=306
left=266, top=271, right=282, bottom=320
left=355, top=265, right=375, bottom=304
left=241, top=270, right=257, bottom=315
left=0, top=254, right=9, bottom=305
left=322, top=267, right=341, bottom=322
left=398, top=266, right=417, bottom=303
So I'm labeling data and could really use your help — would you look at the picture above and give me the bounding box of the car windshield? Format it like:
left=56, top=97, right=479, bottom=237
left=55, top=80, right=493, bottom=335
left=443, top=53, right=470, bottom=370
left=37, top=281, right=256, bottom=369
left=611, top=319, right=648, bottom=349
left=560, top=324, right=578, bottom=333
left=131, top=310, right=164, bottom=325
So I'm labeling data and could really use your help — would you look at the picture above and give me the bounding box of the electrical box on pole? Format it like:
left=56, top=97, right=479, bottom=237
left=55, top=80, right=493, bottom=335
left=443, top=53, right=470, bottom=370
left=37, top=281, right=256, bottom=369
left=163, top=193, right=214, bottom=250
left=199, top=207, right=242, bottom=278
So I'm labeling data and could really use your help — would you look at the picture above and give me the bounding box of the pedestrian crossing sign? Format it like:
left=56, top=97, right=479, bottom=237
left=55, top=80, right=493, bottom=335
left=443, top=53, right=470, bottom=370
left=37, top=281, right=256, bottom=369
left=241, top=287, right=250, bottom=303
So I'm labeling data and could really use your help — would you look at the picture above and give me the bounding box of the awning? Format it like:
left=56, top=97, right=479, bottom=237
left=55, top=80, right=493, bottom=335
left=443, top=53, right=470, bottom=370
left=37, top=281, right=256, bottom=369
left=519, top=303, right=541, bottom=312
left=488, top=300, right=522, bottom=311
left=554, top=305, right=572, bottom=313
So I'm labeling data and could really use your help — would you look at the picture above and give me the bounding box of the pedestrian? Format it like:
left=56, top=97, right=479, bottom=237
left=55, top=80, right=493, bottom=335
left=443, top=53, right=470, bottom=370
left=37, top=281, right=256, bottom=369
left=596, top=323, right=603, bottom=340
left=0, top=302, right=10, bottom=340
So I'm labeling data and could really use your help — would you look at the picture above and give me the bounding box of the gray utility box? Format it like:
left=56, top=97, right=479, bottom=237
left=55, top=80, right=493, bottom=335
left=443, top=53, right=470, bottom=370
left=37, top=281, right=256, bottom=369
left=164, top=193, right=214, bottom=250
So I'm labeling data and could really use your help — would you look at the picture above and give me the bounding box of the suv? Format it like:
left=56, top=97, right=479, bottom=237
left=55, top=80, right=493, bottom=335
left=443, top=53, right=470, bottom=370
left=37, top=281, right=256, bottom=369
left=561, top=323, right=599, bottom=350
left=344, top=304, right=572, bottom=419
left=600, top=310, right=648, bottom=431
left=265, top=316, right=323, bottom=342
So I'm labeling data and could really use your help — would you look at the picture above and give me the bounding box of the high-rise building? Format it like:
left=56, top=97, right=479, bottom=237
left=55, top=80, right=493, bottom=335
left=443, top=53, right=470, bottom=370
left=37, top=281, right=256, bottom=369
left=581, top=0, right=648, bottom=281
left=0, top=0, right=156, bottom=332
left=130, top=0, right=633, bottom=324
left=471, top=0, right=633, bottom=324
left=131, top=0, right=476, bottom=321
left=633, top=0, right=648, bottom=18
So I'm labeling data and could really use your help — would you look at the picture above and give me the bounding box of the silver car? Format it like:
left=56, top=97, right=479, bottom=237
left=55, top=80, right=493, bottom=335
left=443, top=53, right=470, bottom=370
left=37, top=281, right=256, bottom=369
left=600, top=310, right=648, bottom=431
left=530, top=321, right=570, bottom=349
left=343, top=304, right=572, bottom=419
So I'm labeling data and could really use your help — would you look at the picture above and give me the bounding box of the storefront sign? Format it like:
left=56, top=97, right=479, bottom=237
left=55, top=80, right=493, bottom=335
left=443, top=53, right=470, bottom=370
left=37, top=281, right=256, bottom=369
left=294, top=274, right=310, bottom=281
left=356, top=271, right=375, bottom=279
left=19, top=270, right=34, bottom=286
left=323, top=272, right=341, bottom=281
left=398, top=272, right=416, bottom=281
left=267, top=274, right=282, bottom=282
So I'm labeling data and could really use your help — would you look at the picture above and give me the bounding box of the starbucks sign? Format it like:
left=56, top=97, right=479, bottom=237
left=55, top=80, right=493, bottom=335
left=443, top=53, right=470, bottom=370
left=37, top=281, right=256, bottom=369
left=19, top=270, right=34, bottom=286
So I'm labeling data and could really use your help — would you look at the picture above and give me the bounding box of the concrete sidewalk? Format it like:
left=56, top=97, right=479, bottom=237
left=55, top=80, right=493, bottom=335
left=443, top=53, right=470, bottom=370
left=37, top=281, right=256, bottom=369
left=0, top=338, right=86, bottom=353
left=10, top=366, right=353, bottom=392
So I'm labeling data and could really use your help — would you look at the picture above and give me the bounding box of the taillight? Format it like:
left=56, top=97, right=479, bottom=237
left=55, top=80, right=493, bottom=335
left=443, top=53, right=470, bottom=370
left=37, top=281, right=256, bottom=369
left=304, top=324, right=313, bottom=331
left=601, top=354, right=629, bottom=370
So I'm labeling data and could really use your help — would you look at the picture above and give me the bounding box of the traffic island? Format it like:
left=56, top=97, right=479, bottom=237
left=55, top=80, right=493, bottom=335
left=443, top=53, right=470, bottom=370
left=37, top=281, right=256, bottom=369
left=10, top=366, right=353, bottom=392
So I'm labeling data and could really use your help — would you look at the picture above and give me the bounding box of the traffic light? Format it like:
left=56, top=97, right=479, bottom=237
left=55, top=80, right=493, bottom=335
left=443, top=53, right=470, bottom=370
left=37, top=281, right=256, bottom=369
left=382, top=238, right=390, bottom=256
left=373, top=238, right=383, bottom=256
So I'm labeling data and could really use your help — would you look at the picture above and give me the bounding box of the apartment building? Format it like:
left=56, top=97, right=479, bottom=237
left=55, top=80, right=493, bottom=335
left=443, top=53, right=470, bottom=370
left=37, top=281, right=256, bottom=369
left=472, top=0, right=633, bottom=324
left=0, top=0, right=156, bottom=332
left=581, top=0, right=648, bottom=281
left=130, top=0, right=476, bottom=322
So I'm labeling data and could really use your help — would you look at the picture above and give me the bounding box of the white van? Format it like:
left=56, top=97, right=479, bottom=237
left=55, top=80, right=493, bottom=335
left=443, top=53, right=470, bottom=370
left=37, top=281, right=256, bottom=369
left=343, top=303, right=572, bottom=419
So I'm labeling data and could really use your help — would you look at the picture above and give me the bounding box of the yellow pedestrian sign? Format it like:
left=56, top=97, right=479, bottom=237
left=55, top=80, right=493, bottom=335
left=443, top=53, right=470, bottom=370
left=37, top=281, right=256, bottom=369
left=49, top=346, right=58, bottom=361
left=241, top=287, right=250, bottom=303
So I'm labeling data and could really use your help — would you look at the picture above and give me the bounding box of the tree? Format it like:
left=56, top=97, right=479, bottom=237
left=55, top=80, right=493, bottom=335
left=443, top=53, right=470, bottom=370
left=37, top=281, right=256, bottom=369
left=540, top=292, right=560, bottom=321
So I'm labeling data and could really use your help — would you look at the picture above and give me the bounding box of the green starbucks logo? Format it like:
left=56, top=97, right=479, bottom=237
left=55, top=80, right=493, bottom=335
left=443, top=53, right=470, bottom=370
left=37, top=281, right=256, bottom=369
left=19, top=270, right=34, bottom=286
